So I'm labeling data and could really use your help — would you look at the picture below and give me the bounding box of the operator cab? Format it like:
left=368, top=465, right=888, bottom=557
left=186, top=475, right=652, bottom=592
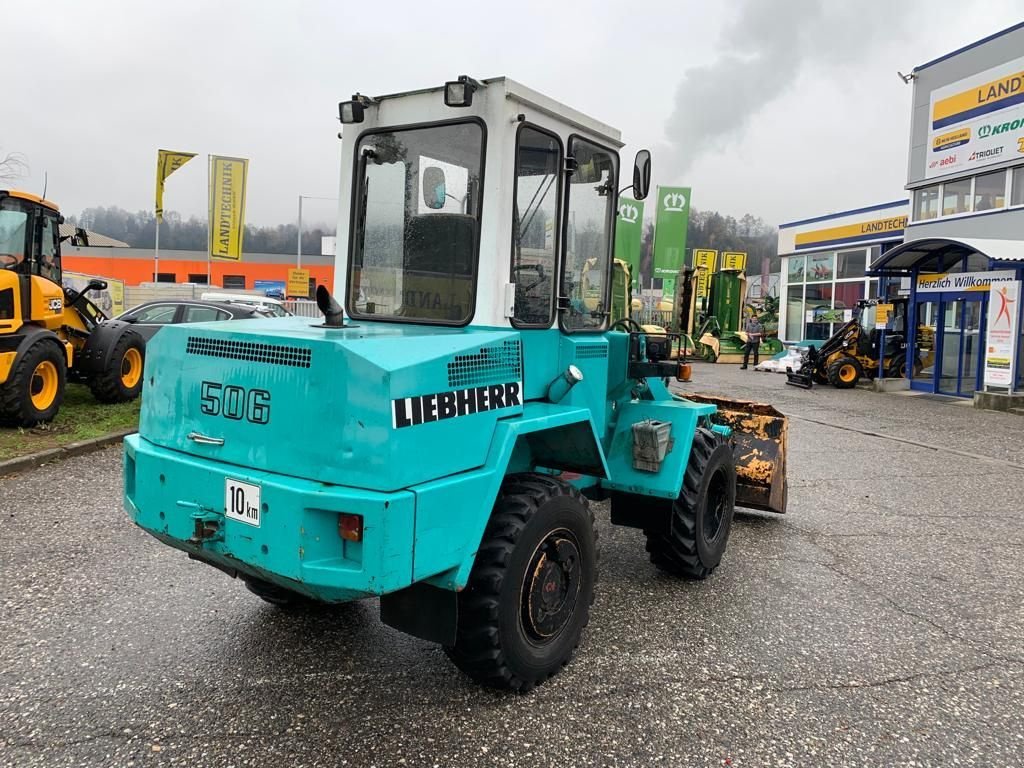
left=0, top=190, right=62, bottom=285
left=335, top=77, right=651, bottom=332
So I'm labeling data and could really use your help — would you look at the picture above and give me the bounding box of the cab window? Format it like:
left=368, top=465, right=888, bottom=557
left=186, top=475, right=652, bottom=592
left=37, top=214, right=60, bottom=283
left=348, top=120, right=485, bottom=325
left=561, top=137, right=617, bottom=332
left=511, top=126, right=561, bottom=327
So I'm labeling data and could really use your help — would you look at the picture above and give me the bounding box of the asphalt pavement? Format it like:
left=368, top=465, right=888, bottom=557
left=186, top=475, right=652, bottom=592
left=2, top=363, right=1022, bottom=767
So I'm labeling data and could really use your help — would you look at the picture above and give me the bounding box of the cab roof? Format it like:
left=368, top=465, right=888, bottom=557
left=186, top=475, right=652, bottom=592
left=0, top=189, right=61, bottom=212
left=366, top=76, right=623, bottom=148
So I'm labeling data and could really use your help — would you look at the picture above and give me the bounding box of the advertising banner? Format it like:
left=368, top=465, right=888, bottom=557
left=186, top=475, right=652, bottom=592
left=693, top=248, right=717, bottom=298
left=613, top=198, right=645, bottom=287
left=652, top=186, right=691, bottom=278
left=984, top=280, right=1019, bottom=390
left=209, top=155, right=249, bottom=261
left=721, top=251, right=747, bottom=271
left=155, top=150, right=196, bottom=222
left=926, top=55, right=1024, bottom=179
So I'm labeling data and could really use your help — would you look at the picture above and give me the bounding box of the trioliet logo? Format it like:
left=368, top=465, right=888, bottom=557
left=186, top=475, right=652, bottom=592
left=618, top=203, right=639, bottom=223
left=662, top=192, right=687, bottom=212
left=392, top=381, right=522, bottom=428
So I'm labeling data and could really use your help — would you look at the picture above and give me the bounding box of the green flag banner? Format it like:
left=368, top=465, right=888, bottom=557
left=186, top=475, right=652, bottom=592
left=662, top=278, right=675, bottom=299
left=614, top=197, right=645, bottom=287
left=653, top=186, right=691, bottom=278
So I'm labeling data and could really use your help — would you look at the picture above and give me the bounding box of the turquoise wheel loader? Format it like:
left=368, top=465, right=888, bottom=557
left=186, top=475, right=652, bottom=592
left=124, top=77, right=788, bottom=692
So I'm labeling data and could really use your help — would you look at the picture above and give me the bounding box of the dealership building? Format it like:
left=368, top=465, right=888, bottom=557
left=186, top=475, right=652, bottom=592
left=779, top=21, right=1024, bottom=398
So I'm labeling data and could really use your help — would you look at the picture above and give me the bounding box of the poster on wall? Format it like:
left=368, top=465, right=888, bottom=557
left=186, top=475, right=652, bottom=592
left=984, top=280, right=1019, bottom=390
left=62, top=271, right=125, bottom=317
left=926, top=54, right=1024, bottom=179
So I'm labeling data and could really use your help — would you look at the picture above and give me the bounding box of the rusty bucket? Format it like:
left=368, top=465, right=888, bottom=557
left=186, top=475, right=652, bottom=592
left=678, top=393, right=788, bottom=514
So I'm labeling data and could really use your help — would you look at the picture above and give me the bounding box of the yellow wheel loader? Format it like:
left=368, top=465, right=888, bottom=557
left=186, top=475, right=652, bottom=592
left=0, top=190, right=145, bottom=426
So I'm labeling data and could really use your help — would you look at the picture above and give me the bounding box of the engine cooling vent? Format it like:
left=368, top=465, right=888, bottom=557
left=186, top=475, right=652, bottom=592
left=186, top=336, right=312, bottom=369
left=448, top=340, right=523, bottom=388
left=575, top=344, right=608, bottom=360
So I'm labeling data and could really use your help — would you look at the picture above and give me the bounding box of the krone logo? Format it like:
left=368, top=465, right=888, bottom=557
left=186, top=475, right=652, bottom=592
left=978, top=124, right=992, bottom=139
left=663, top=192, right=687, bottom=212
left=619, top=203, right=639, bottom=223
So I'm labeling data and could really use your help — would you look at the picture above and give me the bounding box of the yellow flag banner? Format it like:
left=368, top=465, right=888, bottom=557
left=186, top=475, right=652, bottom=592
left=155, top=150, right=196, bottom=222
left=209, top=155, right=249, bottom=261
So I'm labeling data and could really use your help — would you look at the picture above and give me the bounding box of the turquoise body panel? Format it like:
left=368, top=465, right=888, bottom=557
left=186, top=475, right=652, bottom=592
left=124, top=316, right=719, bottom=600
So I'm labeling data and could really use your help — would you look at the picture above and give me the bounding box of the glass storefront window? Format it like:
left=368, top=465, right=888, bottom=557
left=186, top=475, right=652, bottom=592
left=973, top=170, right=1006, bottom=212
left=1012, top=166, right=1024, bottom=207
left=788, top=255, right=806, bottom=283
left=914, top=185, right=939, bottom=220
left=942, top=178, right=972, bottom=216
left=807, top=253, right=833, bottom=282
left=834, top=282, right=864, bottom=316
left=836, top=249, right=866, bottom=279
left=804, top=284, right=834, bottom=341
left=786, top=285, right=804, bottom=341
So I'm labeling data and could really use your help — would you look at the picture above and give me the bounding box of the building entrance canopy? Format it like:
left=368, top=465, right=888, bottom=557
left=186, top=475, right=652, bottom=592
left=869, top=237, right=1024, bottom=275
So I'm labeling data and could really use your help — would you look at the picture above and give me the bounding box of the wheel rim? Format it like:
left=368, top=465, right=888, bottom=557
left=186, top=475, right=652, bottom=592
left=521, top=528, right=582, bottom=644
left=30, top=361, right=59, bottom=411
left=840, top=364, right=856, bottom=383
left=703, top=469, right=729, bottom=543
left=121, top=347, right=142, bottom=388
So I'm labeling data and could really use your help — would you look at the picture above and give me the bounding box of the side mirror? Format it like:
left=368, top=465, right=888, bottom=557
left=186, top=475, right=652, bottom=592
left=422, top=166, right=446, bottom=210
left=86, top=278, right=107, bottom=293
left=121, top=315, right=137, bottom=323
left=632, top=149, right=652, bottom=200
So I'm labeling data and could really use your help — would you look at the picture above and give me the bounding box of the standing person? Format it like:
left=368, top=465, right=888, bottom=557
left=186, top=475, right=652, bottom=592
left=741, top=315, right=763, bottom=370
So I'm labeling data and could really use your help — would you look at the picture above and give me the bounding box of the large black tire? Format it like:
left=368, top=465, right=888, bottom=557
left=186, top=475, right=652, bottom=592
left=827, top=356, right=863, bottom=389
left=445, top=473, right=599, bottom=692
left=88, top=330, right=145, bottom=403
left=644, top=427, right=736, bottom=579
left=0, top=340, right=67, bottom=427
left=244, top=577, right=307, bottom=608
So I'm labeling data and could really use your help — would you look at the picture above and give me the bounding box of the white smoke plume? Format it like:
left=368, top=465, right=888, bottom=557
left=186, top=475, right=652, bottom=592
left=661, top=0, right=915, bottom=180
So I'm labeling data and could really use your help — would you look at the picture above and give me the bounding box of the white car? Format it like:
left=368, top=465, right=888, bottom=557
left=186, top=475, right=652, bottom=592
left=200, top=292, right=291, bottom=317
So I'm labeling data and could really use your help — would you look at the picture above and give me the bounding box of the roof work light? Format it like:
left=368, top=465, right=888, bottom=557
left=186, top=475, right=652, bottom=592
left=444, top=76, right=481, bottom=107
left=338, top=94, right=378, bottom=124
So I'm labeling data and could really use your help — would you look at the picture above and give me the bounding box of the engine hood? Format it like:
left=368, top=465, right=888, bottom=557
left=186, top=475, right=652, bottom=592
left=138, top=318, right=525, bottom=491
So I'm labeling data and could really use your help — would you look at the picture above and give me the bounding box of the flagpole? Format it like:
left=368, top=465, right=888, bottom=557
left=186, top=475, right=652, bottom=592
left=207, top=154, right=213, bottom=287
left=154, top=217, right=160, bottom=283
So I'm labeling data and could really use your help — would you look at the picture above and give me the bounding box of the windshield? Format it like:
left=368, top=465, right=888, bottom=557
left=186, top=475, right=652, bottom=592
left=0, top=207, right=28, bottom=270
left=348, top=121, right=485, bottom=324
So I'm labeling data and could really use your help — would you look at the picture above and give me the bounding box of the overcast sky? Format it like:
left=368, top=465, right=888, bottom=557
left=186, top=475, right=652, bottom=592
left=4, top=1, right=1022, bottom=229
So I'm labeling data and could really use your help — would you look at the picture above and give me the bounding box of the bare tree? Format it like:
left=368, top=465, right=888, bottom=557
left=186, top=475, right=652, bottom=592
left=0, top=150, right=29, bottom=183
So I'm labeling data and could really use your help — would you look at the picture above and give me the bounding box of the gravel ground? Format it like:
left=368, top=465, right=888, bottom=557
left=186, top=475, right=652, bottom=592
left=1, top=363, right=1022, bottom=767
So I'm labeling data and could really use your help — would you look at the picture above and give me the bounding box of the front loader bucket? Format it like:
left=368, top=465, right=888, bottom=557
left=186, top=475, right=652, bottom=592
left=679, top=394, right=788, bottom=514
left=785, top=368, right=814, bottom=389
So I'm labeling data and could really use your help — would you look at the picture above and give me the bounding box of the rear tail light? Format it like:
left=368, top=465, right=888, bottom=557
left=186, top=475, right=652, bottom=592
left=338, top=513, right=363, bottom=542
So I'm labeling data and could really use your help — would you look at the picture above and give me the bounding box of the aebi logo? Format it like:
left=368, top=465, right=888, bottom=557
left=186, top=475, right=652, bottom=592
left=618, top=203, right=639, bottom=223
left=663, top=192, right=687, bottom=212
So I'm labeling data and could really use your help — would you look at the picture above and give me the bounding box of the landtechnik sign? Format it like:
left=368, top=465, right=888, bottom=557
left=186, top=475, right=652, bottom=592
left=793, top=215, right=908, bottom=251
left=926, top=54, right=1024, bottom=179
